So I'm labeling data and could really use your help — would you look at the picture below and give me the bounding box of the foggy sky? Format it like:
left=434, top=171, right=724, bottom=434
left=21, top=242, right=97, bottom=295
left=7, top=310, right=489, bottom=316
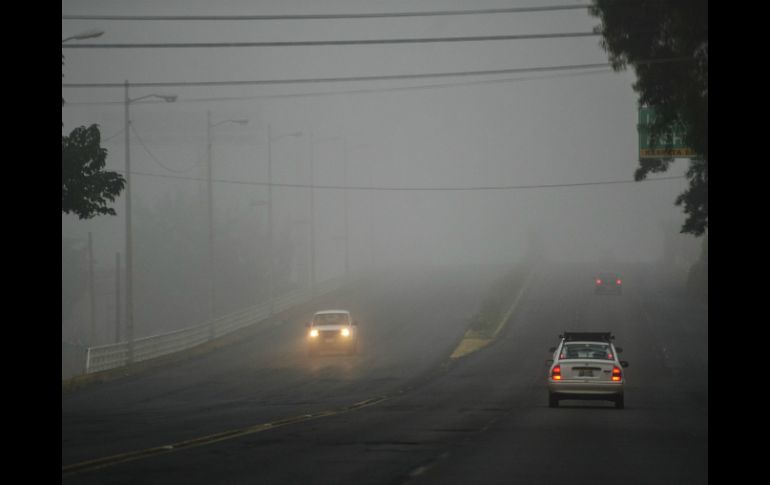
left=62, top=1, right=697, bottom=343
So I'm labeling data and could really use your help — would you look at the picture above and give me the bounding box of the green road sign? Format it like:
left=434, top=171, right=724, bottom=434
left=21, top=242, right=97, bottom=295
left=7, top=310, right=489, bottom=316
left=638, top=106, right=696, bottom=158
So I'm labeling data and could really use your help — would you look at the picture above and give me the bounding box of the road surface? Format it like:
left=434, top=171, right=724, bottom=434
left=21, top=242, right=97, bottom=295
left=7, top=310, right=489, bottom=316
left=62, top=262, right=707, bottom=484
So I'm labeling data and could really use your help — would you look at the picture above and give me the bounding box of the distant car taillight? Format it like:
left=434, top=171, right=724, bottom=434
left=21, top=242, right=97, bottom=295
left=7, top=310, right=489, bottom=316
left=616, top=279, right=622, bottom=285
left=551, top=365, right=561, bottom=380
left=596, top=279, right=602, bottom=285
left=612, top=366, right=622, bottom=381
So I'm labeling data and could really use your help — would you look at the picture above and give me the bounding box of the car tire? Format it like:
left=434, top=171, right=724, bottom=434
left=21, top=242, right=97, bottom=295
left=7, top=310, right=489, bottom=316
left=615, top=394, right=625, bottom=409
left=549, top=394, right=559, bottom=408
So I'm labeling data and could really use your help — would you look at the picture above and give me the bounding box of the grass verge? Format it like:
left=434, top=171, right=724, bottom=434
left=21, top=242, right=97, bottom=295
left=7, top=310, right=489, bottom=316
left=450, top=265, right=532, bottom=359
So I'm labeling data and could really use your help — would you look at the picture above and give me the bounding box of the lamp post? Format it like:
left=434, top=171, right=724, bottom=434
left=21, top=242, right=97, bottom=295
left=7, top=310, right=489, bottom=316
left=124, top=82, right=176, bottom=363
left=267, top=125, right=303, bottom=312
left=342, top=138, right=350, bottom=277
left=206, top=111, right=248, bottom=339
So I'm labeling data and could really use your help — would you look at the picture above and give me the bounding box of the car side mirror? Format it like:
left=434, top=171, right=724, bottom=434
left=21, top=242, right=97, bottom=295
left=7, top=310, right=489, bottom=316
left=620, top=360, right=629, bottom=368
left=545, top=359, right=553, bottom=366
left=548, top=347, right=557, bottom=353
left=615, top=347, right=623, bottom=353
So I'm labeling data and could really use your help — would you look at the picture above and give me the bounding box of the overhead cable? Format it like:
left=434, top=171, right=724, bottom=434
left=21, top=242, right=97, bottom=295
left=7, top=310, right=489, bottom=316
left=61, top=31, right=600, bottom=49
left=63, top=5, right=592, bottom=21
left=62, top=68, right=613, bottom=106
left=112, top=170, right=687, bottom=191
left=130, top=123, right=202, bottom=174
left=63, top=59, right=691, bottom=89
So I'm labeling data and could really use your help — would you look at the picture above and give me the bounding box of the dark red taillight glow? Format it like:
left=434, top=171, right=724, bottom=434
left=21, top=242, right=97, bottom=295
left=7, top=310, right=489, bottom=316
left=612, top=366, right=622, bottom=381
left=551, top=365, right=561, bottom=380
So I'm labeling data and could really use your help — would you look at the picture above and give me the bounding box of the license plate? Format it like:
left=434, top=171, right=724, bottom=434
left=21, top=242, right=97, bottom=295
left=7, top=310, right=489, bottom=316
left=324, top=338, right=335, bottom=343
left=578, top=369, right=594, bottom=377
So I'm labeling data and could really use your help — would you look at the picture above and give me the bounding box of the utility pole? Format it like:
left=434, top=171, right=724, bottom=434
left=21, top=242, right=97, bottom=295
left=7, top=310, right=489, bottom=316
left=88, top=232, right=96, bottom=345
left=124, top=80, right=135, bottom=363
left=204, top=114, right=248, bottom=329
left=343, top=138, right=350, bottom=276
left=267, top=124, right=274, bottom=313
left=265, top=126, right=302, bottom=310
left=115, top=252, right=121, bottom=343
left=368, top=158, right=375, bottom=270
left=206, top=109, right=215, bottom=339
left=123, top=82, right=177, bottom=363
left=308, top=131, right=316, bottom=295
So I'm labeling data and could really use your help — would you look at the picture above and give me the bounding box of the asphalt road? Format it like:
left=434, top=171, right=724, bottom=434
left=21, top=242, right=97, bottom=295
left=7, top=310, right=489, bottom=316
left=62, top=261, right=708, bottom=485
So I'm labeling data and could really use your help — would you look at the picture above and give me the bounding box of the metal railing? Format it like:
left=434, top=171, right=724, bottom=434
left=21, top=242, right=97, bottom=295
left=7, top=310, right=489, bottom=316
left=85, top=274, right=353, bottom=374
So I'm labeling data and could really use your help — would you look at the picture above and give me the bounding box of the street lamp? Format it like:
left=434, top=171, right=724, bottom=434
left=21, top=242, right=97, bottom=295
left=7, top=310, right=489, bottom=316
left=267, top=125, right=303, bottom=312
left=206, top=111, right=249, bottom=339
left=62, top=29, right=104, bottom=43
left=124, top=82, right=176, bottom=363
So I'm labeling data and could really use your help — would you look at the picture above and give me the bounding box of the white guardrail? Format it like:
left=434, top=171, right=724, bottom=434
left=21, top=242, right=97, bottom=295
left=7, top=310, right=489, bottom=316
left=85, top=274, right=354, bottom=374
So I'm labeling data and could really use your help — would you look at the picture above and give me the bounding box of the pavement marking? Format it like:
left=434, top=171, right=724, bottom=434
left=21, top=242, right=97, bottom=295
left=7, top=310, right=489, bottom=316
left=62, top=395, right=390, bottom=477
left=405, top=452, right=450, bottom=481
left=450, top=269, right=534, bottom=360
left=64, top=272, right=534, bottom=477
left=449, top=338, right=492, bottom=358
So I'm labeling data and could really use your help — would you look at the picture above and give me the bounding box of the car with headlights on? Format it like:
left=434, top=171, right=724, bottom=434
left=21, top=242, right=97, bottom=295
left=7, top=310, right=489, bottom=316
left=305, top=310, right=358, bottom=356
left=546, top=332, right=629, bottom=409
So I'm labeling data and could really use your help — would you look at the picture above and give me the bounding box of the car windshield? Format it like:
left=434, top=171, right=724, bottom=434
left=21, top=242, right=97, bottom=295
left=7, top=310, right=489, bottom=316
left=561, top=343, right=613, bottom=360
left=313, top=313, right=349, bottom=325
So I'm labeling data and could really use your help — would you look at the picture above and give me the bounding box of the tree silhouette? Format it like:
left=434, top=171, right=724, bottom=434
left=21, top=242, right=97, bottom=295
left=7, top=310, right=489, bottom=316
left=62, top=55, right=125, bottom=219
left=590, top=0, right=707, bottom=235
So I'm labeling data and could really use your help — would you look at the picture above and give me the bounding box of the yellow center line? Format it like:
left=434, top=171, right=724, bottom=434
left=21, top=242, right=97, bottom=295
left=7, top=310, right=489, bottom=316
left=64, top=272, right=535, bottom=476
left=62, top=395, right=389, bottom=477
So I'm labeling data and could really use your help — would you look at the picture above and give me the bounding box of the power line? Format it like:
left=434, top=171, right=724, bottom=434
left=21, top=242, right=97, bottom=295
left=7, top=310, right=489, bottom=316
left=63, top=60, right=667, bottom=89
left=62, top=68, right=613, bottom=106
left=101, top=128, right=124, bottom=141
left=60, top=31, right=600, bottom=49
left=63, top=5, right=592, bottom=21
left=130, top=123, right=202, bottom=174
left=115, top=169, right=687, bottom=191
left=63, top=2, right=677, bottom=22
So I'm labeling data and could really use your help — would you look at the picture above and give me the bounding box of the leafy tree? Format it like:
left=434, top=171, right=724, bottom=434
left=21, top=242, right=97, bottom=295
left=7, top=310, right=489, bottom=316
left=590, top=0, right=707, bottom=235
left=62, top=56, right=125, bottom=219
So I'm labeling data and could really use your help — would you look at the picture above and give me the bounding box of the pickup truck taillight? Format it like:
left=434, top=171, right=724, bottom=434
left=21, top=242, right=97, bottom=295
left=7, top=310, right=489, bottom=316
left=551, top=365, right=561, bottom=380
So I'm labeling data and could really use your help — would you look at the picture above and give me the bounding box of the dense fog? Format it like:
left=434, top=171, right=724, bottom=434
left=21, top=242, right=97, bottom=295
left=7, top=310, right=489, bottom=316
left=62, top=0, right=702, bottom=347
